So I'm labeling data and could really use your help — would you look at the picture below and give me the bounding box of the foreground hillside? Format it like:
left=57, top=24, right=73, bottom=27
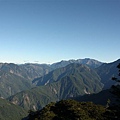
left=0, top=98, right=27, bottom=120
left=26, top=99, right=116, bottom=120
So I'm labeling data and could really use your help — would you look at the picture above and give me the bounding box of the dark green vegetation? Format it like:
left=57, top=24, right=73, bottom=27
left=73, top=88, right=118, bottom=106
left=27, top=99, right=115, bottom=120
left=0, top=97, right=27, bottom=120
left=112, top=63, right=120, bottom=82
left=8, top=63, right=103, bottom=110
left=109, top=63, right=120, bottom=118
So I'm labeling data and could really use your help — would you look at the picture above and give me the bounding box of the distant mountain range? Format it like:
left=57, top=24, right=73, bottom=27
left=8, top=63, right=103, bottom=110
left=0, top=58, right=120, bottom=120
left=50, top=58, right=103, bottom=69
left=0, top=58, right=119, bottom=102
left=0, top=58, right=103, bottom=98
left=7, top=59, right=120, bottom=111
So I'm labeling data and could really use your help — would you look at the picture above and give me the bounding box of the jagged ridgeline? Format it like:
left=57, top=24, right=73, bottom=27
left=0, top=58, right=102, bottom=98
left=50, top=58, right=103, bottom=69
left=8, top=63, right=103, bottom=110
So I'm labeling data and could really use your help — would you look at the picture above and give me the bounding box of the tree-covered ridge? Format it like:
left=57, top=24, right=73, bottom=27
left=109, top=63, right=120, bottom=119
left=112, top=63, right=120, bottom=82
left=27, top=99, right=115, bottom=120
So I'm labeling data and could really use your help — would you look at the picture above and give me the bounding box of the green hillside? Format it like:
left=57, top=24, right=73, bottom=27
left=0, top=63, right=51, bottom=98
left=0, top=98, right=27, bottom=120
left=33, top=63, right=103, bottom=87
left=0, top=70, right=32, bottom=98
left=8, top=86, right=58, bottom=110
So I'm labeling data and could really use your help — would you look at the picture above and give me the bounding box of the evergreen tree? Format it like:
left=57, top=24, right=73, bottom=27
left=112, top=63, right=120, bottom=82
left=109, top=63, right=120, bottom=119
left=111, top=63, right=120, bottom=97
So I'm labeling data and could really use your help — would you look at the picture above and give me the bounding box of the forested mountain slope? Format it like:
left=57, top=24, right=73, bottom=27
left=0, top=63, right=51, bottom=98
left=0, top=58, right=102, bottom=98
left=96, top=59, right=120, bottom=89
left=0, top=98, right=27, bottom=120
left=8, top=64, right=103, bottom=110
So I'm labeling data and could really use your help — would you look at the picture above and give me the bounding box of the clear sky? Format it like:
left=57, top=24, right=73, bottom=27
left=0, top=0, right=120, bottom=64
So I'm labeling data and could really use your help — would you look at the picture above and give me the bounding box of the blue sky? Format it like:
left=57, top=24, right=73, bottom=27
left=0, top=0, right=120, bottom=64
